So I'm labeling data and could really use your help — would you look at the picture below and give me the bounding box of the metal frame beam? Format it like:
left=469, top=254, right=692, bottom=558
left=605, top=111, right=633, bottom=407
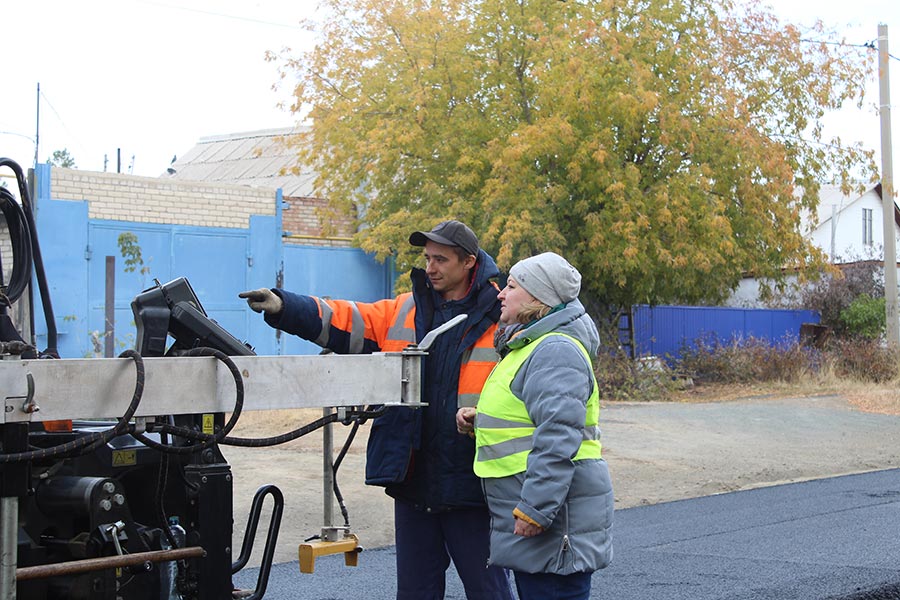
left=2, top=352, right=422, bottom=424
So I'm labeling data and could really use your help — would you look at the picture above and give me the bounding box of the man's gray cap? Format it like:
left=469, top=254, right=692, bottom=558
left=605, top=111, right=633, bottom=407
left=409, top=220, right=479, bottom=256
left=509, top=252, right=581, bottom=307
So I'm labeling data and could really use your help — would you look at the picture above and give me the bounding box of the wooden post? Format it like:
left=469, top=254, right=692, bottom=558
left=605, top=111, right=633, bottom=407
left=105, top=256, right=115, bottom=358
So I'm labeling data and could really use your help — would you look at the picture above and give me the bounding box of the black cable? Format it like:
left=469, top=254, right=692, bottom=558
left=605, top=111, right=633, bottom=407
left=132, top=347, right=244, bottom=454
left=332, top=418, right=361, bottom=528
left=0, top=349, right=144, bottom=463
left=155, top=450, right=180, bottom=552
left=0, top=157, right=58, bottom=356
left=328, top=405, right=386, bottom=529
left=0, top=186, right=33, bottom=306
left=151, top=411, right=339, bottom=448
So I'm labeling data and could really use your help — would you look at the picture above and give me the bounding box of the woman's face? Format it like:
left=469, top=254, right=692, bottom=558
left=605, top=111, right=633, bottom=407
left=498, top=276, right=536, bottom=325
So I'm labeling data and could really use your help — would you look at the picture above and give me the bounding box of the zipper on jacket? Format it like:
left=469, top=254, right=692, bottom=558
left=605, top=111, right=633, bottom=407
left=556, top=505, right=571, bottom=571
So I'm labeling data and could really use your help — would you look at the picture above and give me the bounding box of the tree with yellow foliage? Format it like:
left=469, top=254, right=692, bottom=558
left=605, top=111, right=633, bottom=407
left=275, top=0, right=875, bottom=310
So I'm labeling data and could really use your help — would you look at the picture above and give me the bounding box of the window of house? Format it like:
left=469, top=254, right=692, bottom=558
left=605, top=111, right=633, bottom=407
left=863, top=208, right=873, bottom=246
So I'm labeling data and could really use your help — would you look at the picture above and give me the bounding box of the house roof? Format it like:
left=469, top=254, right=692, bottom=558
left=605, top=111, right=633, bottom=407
left=804, top=183, right=893, bottom=233
left=163, top=127, right=315, bottom=197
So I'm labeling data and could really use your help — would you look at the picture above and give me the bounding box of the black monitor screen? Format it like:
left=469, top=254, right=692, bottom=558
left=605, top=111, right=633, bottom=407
left=131, top=277, right=254, bottom=357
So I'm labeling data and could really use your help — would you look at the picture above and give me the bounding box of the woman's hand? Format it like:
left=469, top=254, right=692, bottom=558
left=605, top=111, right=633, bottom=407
left=456, top=407, right=476, bottom=438
left=514, top=517, right=544, bottom=537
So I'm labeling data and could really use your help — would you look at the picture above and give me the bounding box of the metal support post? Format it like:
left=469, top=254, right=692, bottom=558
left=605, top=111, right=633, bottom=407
left=1, top=422, right=28, bottom=600
left=322, top=408, right=334, bottom=535
left=1, top=497, right=17, bottom=600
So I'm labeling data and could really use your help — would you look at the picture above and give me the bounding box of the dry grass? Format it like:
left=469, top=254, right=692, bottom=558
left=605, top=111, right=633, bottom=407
left=670, top=377, right=900, bottom=416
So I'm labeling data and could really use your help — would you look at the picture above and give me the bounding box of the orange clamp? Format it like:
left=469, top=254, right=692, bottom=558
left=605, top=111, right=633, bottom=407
left=298, top=534, right=360, bottom=574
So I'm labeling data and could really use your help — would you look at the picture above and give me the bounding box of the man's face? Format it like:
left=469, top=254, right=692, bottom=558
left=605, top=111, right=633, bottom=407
left=423, top=240, right=476, bottom=300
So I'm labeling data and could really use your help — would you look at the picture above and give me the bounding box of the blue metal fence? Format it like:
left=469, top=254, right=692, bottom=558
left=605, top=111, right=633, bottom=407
left=629, top=304, right=821, bottom=362
left=31, top=164, right=394, bottom=358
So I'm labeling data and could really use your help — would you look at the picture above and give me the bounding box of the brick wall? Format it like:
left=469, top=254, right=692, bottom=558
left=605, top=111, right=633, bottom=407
left=50, top=168, right=276, bottom=228
left=282, top=196, right=355, bottom=248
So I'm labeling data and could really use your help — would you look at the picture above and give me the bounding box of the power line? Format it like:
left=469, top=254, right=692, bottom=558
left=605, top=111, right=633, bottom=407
left=799, top=38, right=875, bottom=49
left=132, top=0, right=304, bottom=30
left=37, top=89, right=90, bottom=163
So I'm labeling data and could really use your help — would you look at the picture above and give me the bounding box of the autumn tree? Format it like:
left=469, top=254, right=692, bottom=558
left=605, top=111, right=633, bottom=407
left=275, top=0, right=875, bottom=311
left=47, top=148, right=76, bottom=168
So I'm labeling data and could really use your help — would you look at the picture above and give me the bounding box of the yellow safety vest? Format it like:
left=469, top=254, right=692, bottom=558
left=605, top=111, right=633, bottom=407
left=473, top=332, right=602, bottom=478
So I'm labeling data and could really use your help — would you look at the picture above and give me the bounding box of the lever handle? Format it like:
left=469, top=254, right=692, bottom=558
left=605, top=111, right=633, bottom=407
left=417, top=314, right=467, bottom=351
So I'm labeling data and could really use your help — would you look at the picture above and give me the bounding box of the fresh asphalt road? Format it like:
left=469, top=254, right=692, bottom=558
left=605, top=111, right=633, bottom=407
left=234, top=468, right=900, bottom=600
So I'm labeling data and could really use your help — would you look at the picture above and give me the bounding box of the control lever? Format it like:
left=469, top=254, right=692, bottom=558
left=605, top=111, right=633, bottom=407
left=416, top=314, right=467, bottom=351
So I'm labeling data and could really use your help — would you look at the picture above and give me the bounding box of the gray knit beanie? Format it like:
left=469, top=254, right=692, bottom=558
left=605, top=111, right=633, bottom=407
left=508, top=252, right=581, bottom=307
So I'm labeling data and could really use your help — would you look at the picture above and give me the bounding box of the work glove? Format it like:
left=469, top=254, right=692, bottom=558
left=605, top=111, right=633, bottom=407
left=239, top=288, right=283, bottom=316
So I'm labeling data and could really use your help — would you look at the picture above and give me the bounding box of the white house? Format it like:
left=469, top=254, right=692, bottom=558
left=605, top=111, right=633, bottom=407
left=727, top=183, right=899, bottom=307
left=806, top=183, right=899, bottom=262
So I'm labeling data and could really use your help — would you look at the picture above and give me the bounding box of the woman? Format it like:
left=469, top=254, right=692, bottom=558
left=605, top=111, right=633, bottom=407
left=456, top=252, right=614, bottom=600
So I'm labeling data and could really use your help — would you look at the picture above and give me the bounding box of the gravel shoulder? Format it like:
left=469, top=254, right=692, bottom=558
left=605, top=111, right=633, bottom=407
left=225, top=393, right=900, bottom=566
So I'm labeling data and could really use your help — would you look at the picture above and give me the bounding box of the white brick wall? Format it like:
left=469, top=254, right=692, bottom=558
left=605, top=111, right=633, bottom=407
left=51, top=168, right=276, bottom=228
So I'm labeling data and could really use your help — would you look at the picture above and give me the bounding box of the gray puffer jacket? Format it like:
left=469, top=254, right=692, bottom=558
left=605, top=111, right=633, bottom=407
left=482, top=299, right=614, bottom=575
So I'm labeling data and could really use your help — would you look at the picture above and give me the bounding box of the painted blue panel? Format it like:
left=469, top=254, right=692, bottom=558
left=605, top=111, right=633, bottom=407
left=283, top=245, right=390, bottom=302
left=245, top=215, right=280, bottom=355
left=85, top=223, right=173, bottom=358
left=280, top=244, right=392, bottom=356
left=627, top=305, right=821, bottom=363
left=172, top=228, right=248, bottom=307
left=88, top=223, right=172, bottom=299
left=166, top=226, right=253, bottom=351
left=33, top=197, right=89, bottom=358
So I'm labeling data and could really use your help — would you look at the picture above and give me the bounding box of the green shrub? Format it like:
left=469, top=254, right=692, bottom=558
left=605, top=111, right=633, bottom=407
left=800, top=260, right=884, bottom=336
left=839, top=295, right=885, bottom=340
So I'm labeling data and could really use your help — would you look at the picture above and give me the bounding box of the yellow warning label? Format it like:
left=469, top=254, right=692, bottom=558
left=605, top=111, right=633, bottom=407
left=202, top=414, right=215, bottom=435
left=112, top=450, right=137, bottom=467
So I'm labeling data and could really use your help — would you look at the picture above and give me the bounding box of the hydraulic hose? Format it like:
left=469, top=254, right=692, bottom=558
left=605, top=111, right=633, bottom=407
left=0, top=349, right=144, bottom=463
left=133, top=347, right=245, bottom=454
left=0, top=187, right=33, bottom=306
left=146, top=405, right=386, bottom=449
left=0, top=158, right=58, bottom=357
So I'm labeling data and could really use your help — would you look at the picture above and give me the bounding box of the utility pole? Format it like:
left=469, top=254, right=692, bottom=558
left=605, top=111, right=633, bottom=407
left=879, top=24, right=899, bottom=346
left=34, top=82, right=40, bottom=168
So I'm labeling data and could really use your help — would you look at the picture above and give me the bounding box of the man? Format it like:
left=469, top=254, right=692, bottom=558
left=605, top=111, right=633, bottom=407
left=239, top=220, right=513, bottom=600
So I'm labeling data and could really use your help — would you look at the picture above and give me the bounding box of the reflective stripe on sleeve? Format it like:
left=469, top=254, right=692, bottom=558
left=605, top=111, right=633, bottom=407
left=347, top=301, right=366, bottom=354
left=314, top=299, right=334, bottom=347
left=385, top=295, right=416, bottom=345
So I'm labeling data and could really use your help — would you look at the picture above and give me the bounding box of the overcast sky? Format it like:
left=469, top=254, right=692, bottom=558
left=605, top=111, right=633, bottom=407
left=1, top=0, right=898, bottom=181
left=2, top=0, right=314, bottom=178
